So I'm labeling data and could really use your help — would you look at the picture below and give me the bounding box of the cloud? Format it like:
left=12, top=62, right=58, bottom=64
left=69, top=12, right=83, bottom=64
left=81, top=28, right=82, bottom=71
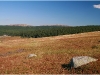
left=93, top=4, right=100, bottom=9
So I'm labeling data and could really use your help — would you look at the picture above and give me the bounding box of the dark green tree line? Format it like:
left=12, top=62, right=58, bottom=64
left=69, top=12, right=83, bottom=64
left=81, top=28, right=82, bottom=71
left=0, top=25, right=100, bottom=38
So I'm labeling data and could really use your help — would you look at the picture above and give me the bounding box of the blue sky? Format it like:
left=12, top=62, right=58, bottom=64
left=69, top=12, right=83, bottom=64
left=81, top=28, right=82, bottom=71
left=0, top=1, right=100, bottom=26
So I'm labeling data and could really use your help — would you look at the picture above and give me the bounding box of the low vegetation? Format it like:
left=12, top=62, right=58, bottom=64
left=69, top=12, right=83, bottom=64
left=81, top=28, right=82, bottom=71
left=0, top=31, right=100, bottom=74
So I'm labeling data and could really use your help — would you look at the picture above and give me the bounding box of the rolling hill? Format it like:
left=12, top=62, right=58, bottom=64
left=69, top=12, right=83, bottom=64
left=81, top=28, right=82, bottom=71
left=0, top=31, right=100, bottom=74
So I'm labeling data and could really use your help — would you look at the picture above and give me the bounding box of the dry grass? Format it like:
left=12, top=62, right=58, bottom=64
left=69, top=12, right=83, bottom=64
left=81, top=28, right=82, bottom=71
left=0, top=31, right=100, bottom=74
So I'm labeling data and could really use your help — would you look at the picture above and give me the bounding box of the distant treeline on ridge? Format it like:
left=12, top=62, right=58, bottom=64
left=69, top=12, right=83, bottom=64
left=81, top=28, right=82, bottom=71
left=0, top=25, right=100, bottom=38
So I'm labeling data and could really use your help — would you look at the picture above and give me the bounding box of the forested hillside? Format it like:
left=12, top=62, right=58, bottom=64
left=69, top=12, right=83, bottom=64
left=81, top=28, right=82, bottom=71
left=0, top=25, right=100, bottom=38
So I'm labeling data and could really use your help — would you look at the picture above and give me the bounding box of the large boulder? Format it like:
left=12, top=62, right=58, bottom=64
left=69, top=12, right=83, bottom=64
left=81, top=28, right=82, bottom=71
left=69, top=56, right=98, bottom=68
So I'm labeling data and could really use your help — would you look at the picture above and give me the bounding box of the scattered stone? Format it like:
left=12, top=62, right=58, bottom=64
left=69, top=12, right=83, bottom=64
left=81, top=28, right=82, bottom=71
left=28, top=54, right=37, bottom=58
left=0, top=49, right=25, bottom=57
left=0, top=51, right=13, bottom=57
left=69, top=56, right=98, bottom=68
left=15, top=49, right=25, bottom=53
left=3, top=35, right=8, bottom=37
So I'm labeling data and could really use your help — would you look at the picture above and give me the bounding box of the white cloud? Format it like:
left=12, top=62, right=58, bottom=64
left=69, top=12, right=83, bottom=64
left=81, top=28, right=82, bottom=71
left=93, top=4, right=100, bottom=9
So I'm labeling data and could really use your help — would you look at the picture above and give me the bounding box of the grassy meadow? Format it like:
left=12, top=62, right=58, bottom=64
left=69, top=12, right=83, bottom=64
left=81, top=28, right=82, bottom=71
left=0, top=31, right=100, bottom=74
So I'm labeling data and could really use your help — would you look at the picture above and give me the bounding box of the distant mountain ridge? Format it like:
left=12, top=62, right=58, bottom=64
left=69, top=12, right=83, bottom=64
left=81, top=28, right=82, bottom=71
left=40, top=24, right=71, bottom=27
left=8, top=24, right=30, bottom=27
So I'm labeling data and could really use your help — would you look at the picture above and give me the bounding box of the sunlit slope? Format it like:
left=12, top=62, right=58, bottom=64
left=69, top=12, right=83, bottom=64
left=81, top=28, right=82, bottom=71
left=0, top=31, right=100, bottom=74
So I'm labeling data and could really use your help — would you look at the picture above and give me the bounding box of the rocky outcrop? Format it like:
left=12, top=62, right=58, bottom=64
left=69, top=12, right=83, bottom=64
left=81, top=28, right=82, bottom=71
left=69, top=56, right=98, bottom=68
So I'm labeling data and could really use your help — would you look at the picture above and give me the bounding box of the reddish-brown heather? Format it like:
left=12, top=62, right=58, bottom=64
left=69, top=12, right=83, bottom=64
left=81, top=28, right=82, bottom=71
left=0, top=31, right=100, bottom=74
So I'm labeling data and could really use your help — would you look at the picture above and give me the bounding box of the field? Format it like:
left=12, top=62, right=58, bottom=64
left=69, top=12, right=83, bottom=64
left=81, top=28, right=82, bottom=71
left=0, top=31, right=100, bottom=74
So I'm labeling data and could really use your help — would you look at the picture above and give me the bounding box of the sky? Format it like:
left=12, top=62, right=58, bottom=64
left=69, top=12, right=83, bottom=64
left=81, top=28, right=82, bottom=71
left=0, top=1, right=100, bottom=26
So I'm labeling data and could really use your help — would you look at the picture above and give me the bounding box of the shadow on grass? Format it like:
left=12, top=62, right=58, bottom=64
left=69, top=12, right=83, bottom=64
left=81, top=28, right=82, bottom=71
left=61, top=59, right=74, bottom=70
left=61, top=64, right=83, bottom=73
left=61, top=63, right=72, bottom=70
